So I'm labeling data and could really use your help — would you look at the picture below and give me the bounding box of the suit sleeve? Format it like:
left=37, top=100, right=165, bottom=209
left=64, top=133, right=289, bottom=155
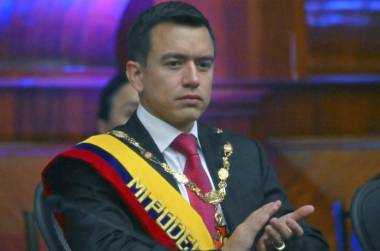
left=45, top=157, right=172, bottom=251
left=255, top=142, right=329, bottom=251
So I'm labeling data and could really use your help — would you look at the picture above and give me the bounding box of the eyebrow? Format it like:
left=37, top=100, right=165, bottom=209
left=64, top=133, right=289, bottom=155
left=161, top=53, right=214, bottom=62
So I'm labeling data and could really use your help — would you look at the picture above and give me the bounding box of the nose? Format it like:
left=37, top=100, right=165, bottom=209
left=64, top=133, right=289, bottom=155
left=182, top=62, right=200, bottom=88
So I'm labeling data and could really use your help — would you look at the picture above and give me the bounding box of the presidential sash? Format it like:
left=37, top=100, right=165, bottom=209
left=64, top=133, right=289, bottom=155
left=43, top=134, right=215, bottom=250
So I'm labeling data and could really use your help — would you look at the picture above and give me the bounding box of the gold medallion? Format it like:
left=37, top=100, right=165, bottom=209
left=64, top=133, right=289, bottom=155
left=224, top=143, right=232, bottom=154
left=144, top=151, right=153, bottom=159
left=218, top=168, right=229, bottom=180
left=173, top=173, right=189, bottom=184
left=111, top=130, right=125, bottom=138
left=205, top=191, right=223, bottom=204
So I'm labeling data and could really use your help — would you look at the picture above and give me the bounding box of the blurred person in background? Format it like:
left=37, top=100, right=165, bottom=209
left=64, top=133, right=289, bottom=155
left=97, top=72, right=139, bottom=133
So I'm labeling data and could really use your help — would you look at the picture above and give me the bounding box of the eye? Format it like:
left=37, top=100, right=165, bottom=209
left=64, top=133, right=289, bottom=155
left=165, top=60, right=182, bottom=69
left=196, top=60, right=213, bottom=72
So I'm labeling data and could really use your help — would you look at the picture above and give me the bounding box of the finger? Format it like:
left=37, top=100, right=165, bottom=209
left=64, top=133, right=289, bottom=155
left=229, top=201, right=282, bottom=250
left=265, top=225, right=283, bottom=247
left=285, top=218, right=304, bottom=236
left=256, top=234, right=268, bottom=251
left=246, top=200, right=282, bottom=232
left=286, top=205, right=314, bottom=221
left=264, top=236, right=276, bottom=251
left=270, top=217, right=293, bottom=239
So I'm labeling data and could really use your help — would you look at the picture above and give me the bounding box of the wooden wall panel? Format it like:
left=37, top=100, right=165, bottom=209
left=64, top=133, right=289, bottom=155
left=251, top=83, right=380, bottom=137
left=306, top=0, right=380, bottom=74
left=252, top=90, right=319, bottom=136
left=269, top=145, right=335, bottom=250
left=0, top=143, right=67, bottom=251
left=0, top=86, right=100, bottom=141
left=0, top=90, right=15, bottom=141
left=319, top=90, right=380, bottom=134
left=269, top=137, right=380, bottom=251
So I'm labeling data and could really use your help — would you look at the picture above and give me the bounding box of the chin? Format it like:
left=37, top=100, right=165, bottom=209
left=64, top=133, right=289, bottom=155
left=181, top=108, right=203, bottom=120
left=169, top=110, right=202, bottom=130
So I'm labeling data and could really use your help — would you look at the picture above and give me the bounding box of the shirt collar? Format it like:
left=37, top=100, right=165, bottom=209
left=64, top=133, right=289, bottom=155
left=136, top=104, right=200, bottom=153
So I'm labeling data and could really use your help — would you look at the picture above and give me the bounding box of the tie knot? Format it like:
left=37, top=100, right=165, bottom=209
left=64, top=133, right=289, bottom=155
left=171, top=133, right=198, bottom=157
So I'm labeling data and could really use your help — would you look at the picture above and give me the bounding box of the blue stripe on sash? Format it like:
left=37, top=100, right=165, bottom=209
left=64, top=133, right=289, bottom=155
left=75, top=143, right=133, bottom=184
left=76, top=143, right=170, bottom=220
left=76, top=144, right=175, bottom=220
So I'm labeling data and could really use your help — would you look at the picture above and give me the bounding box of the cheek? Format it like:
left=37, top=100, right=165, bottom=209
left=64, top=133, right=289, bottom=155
left=147, top=88, right=170, bottom=108
left=110, top=113, right=126, bottom=127
left=112, top=106, right=125, bottom=118
left=154, top=82, right=179, bottom=101
left=202, top=78, right=212, bottom=96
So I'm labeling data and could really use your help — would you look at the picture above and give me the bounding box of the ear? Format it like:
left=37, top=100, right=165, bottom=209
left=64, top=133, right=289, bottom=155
left=126, top=60, right=144, bottom=93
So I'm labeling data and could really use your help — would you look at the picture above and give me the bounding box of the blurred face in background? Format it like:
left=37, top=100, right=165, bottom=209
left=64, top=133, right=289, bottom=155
left=97, top=83, right=139, bottom=133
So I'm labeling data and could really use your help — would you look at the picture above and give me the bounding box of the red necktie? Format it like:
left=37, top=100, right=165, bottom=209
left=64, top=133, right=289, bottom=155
left=171, top=133, right=216, bottom=238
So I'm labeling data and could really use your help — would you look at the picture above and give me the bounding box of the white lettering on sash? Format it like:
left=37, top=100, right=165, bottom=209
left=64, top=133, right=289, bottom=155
left=127, top=178, right=199, bottom=250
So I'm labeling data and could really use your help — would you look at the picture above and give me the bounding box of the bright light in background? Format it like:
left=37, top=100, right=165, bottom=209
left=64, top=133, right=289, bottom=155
left=0, top=0, right=14, bottom=28
left=0, top=0, right=131, bottom=32
left=305, top=0, right=380, bottom=27
left=0, top=0, right=131, bottom=67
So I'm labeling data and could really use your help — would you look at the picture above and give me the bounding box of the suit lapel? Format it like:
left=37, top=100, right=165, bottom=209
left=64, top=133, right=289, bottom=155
left=115, top=113, right=180, bottom=192
left=198, top=123, right=224, bottom=191
left=199, top=124, right=239, bottom=231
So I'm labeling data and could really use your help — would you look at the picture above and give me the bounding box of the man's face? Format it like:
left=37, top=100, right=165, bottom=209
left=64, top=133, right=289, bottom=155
left=134, top=22, right=214, bottom=131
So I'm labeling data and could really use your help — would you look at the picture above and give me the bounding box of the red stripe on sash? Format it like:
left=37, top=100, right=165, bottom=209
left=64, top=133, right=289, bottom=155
left=42, top=148, right=177, bottom=250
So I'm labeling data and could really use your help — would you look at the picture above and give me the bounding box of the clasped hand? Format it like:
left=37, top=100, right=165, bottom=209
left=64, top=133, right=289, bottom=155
left=222, top=201, right=314, bottom=251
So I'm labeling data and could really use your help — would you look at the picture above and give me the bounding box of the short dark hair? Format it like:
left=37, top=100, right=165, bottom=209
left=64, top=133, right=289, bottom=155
left=98, top=73, right=128, bottom=121
left=127, top=1, right=215, bottom=65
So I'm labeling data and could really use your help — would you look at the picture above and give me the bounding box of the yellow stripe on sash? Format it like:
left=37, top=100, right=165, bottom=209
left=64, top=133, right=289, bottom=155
left=82, top=134, right=215, bottom=250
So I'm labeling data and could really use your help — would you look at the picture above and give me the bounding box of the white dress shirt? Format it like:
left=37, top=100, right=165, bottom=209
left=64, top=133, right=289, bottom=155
left=136, top=104, right=217, bottom=202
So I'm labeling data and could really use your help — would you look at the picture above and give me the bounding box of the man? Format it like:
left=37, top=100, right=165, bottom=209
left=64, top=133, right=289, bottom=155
left=43, top=2, right=329, bottom=250
left=97, top=73, right=139, bottom=133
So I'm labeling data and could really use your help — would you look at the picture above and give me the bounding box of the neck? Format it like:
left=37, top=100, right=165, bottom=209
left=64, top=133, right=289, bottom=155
left=141, top=103, right=195, bottom=133
left=175, top=121, right=194, bottom=133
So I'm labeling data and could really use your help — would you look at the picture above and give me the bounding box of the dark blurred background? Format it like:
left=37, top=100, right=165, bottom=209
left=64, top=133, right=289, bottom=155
left=1, top=0, right=380, bottom=250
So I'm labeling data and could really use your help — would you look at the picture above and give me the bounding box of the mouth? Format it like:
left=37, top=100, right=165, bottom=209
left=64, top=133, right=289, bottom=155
left=177, top=94, right=203, bottom=105
left=178, top=94, right=202, bottom=100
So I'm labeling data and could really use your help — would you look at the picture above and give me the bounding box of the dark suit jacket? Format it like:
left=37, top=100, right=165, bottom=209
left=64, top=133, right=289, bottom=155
left=45, top=113, right=329, bottom=250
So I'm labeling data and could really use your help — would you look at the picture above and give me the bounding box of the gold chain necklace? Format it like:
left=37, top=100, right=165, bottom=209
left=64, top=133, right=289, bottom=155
left=109, top=129, right=233, bottom=247
left=110, top=129, right=233, bottom=204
